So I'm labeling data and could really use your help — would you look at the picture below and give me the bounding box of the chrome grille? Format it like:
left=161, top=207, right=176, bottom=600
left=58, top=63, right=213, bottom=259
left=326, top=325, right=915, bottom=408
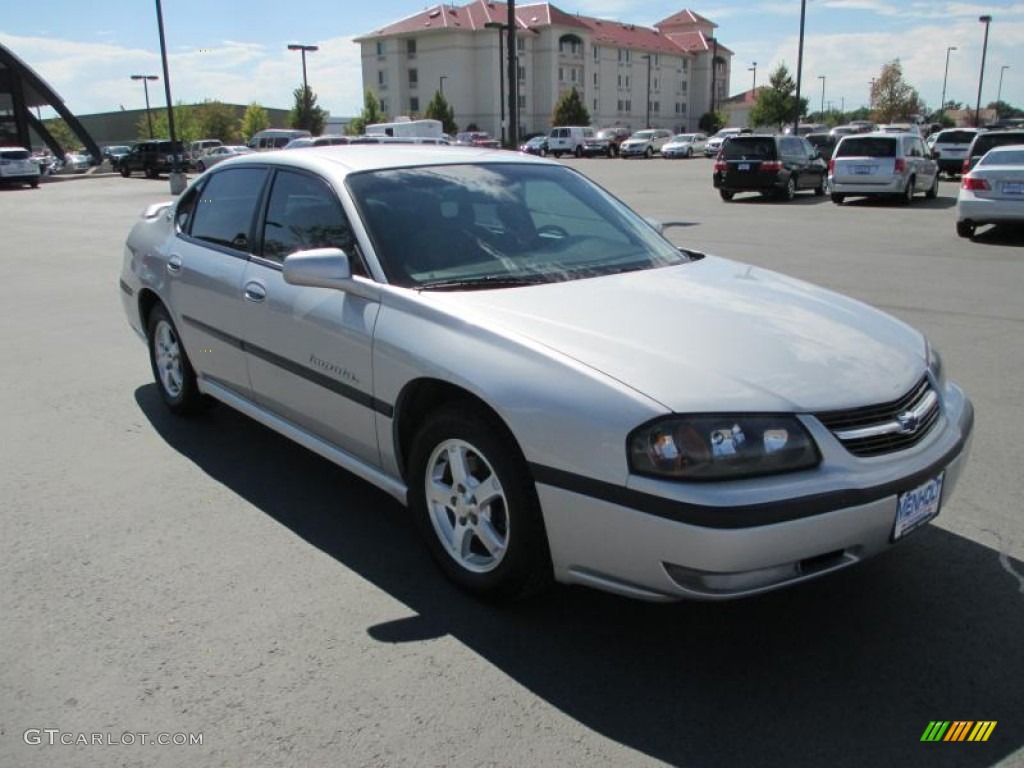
left=815, top=377, right=940, bottom=457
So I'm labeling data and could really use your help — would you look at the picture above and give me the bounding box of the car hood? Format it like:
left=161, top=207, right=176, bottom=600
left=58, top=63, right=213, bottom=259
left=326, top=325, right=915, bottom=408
left=426, top=257, right=924, bottom=413
left=622, top=138, right=652, bottom=146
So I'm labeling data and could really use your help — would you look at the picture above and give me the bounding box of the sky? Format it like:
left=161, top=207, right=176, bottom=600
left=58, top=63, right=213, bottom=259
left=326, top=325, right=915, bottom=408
left=2, top=0, right=1022, bottom=120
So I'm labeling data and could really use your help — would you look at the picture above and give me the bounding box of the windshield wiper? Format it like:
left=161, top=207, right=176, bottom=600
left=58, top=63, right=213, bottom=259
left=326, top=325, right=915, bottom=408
left=418, top=274, right=553, bottom=291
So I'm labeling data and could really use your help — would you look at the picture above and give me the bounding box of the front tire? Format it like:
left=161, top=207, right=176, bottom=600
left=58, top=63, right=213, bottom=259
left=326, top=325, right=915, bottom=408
left=121, top=166, right=131, bottom=178
left=408, top=404, right=552, bottom=601
left=644, top=146, right=653, bottom=159
left=900, top=178, right=915, bottom=205
left=815, top=175, right=828, bottom=196
left=147, top=304, right=207, bottom=416
left=574, top=145, right=583, bottom=158
left=197, top=161, right=206, bottom=172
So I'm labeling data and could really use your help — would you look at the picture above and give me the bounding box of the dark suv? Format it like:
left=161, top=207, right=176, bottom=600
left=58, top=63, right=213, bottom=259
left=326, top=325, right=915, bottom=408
left=120, top=140, right=185, bottom=179
left=962, top=129, right=1024, bottom=174
left=713, top=134, right=828, bottom=201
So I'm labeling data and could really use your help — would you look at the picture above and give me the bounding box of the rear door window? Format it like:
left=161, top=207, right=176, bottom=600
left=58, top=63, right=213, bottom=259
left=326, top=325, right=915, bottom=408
left=722, top=138, right=775, bottom=160
left=938, top=130, right=976, bottom=144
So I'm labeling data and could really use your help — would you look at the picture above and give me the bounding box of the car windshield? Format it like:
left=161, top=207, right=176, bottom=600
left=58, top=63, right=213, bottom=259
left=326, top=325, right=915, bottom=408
left=673, top=135, right=694, bottom=142
left=631, top=131, right=655, bottom=140
left=348, top=163, right=687, bottom=290
left=836, top=137, right=897, bottom=158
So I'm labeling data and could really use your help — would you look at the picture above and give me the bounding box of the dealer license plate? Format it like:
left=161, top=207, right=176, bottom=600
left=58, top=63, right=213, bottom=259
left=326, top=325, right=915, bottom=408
left=854, top=165, right=874, bottom=175
left=893, top=472, right=944, bottom=541
left=1001, top=182, right=1023, bottom=195
left=738, top=163, right=750, bottom=171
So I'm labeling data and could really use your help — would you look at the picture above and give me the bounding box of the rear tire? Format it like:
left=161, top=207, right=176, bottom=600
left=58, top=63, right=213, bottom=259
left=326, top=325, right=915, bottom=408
left=814, top=175, right=828, bottom=196
left=831, top=193, right=844, bottom=205
left=925, top=174, right=939, bottom=200
left=719, top=189, right=734, bottom=201
left=121, top=166, right=130, bottom=178
left=408, top=404, right=552, bottom=601
left=956, top=221, right=975, bottom=239
left=780, top=176, right=796, bottom=201
left=900, top=178, right=915, bottom=205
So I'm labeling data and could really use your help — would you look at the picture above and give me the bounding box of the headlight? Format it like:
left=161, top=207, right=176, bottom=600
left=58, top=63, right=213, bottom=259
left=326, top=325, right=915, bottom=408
left=628, top=414, right=820, bottom=481
left=927, top=342, right=945, bottom=391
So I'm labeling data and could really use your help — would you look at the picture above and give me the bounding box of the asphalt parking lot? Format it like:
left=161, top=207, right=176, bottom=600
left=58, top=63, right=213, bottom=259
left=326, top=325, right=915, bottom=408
left=2, top=160, right=1022, bottom=768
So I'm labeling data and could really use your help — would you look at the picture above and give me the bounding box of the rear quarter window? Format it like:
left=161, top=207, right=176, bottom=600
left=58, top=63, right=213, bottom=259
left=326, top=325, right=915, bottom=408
left=937, top=131, right=976, bottom=144
left=0, top=149, right=30, bottom=160
left=836, top=137, right=897, bottom=158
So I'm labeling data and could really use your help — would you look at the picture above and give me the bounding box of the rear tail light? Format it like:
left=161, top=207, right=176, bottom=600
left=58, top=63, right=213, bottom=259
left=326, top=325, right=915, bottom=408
left=828, top=158, right=835, bottom=174
left=962, top=158, right=972, bottom=174
left=713, top=161, right=727, bottom=172
left=759, top=161, right=783, bottom=172
left=961, top=175, right=990, bottom=191
left=894, top=158, right=906, bottom=174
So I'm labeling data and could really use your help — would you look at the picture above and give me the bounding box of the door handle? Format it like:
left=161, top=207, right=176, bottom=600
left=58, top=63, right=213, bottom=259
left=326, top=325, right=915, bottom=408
left=167, top=254, right=182, bottom=274
left=244, top=282, right=266, bottom=302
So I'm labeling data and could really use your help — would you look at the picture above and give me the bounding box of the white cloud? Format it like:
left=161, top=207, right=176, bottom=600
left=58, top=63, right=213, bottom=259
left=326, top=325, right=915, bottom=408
left=0, top=31, right=367, bottom=117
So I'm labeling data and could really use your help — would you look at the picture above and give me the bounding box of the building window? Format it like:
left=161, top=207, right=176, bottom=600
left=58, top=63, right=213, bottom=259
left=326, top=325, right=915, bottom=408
left=376, top=41, right=384, bottom=57
left=410, top=97, right=419, bottom=112
left=593, top=45, right=599, bottom=60
left=517, top=37, right=525, bottom=52
left=618, top=49, right=630, bottom=63
left=625, top=100, right=631, bottom=111
left=680, top=81, right=687, bottom=94
left=652, top=101, right=660, bottom=113
left=518, top=65, right=525, bottom=81
left=519, top=95, right=526, bottom=108
left=408, top=68, right=418, bottom=86
left=653, top=77, right=659, bottom=91
left=681, top=59, right=688, bottom=72
left=380, top=98, right=389, bottom=115
left=593, top=72, right=598, bottom=86
left=617, top=99, right=623, bottom=112
left=652, top=53, right=659, bottom=66
left=378, top=70, right=387, bottom=89
left=593, top=98, right=598, bottom=111
left=406, top=39, right=416, bottom=58
left=571, top=68, right=577, bottom=83
left=625, top=76, right=630, bottom=88
left=559, top=67, right=564, bottom=82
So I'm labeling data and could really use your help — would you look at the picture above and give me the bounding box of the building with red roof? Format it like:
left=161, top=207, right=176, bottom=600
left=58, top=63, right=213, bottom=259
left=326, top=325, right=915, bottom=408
left=354, top=2, right=733, bottom=140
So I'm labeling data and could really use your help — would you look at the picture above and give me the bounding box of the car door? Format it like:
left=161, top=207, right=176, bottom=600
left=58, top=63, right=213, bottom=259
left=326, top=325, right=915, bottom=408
left=241, top=167, right=382, bottom=466
left=799, top=137, right=826, bottom=188
left=910, top=135, right=937, bottom=188
left=167, top=166, right=269, bottom=395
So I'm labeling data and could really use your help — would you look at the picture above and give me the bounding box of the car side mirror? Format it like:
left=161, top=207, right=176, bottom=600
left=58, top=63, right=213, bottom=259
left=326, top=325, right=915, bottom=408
left=283, top=248, right=380, bottom=300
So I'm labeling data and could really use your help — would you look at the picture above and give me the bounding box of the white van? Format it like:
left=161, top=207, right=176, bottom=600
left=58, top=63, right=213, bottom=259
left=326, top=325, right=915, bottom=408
left=366, top=118, right=443, bottom=139
left=247, top=129, right=311, bottom=151
left=547, top=126, right=594, bottom=158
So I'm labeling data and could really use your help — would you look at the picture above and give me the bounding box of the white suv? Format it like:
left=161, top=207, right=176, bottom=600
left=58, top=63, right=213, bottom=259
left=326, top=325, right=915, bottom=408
left=830, top=132, right=939, bottom=205
left=0, top=147, right=41, bottom=188
left=619, top=129, right=673, bottom=158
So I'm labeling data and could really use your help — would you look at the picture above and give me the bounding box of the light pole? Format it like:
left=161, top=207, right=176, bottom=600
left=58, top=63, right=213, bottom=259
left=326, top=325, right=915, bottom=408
left=484, top=23, right=507, bottom=145
left=439, top=75, right=447, bottom=97
left=153, top=0, right=184, bottom=193
left=975, top=15, right=992, bottom=127
left=940, top=46, right=957, bottom=118
left=708, top=36, right=718, bottom=115
left=818, top=75, right=826, bottom=119
left=642, top=54, right=652, bottom=127
left=749, top=62, right=757, bottom=92
left=288, top=43, right=319, bottom=126
left=997, top=65, right=1010, bottom=107
left=130, top=74, right=159, bottom=138
left=793, top=0, right=807, bottom=133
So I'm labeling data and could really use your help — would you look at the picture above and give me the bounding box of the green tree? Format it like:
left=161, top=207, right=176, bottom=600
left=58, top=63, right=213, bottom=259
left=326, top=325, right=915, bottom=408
left=239, top=102, right=270, bottom=141
left=748, top=63, right=807, bottom=132
left=346, top=90, right=386, bottom=136
left=138, top=102, right=199, bottom=143
left=698, top=111, right=726, bottom=133
left=987, top=100, right=1023, bottom=119
left=193, top=100, right=241, bottom=143
left=288, top=85, right=327, bottom=135
left=870, top=60, right=924, bottom=123
left=423, top=90, right=458, bottom=134
left=41, top=118, right=78, bottom=152
left=551, top=87, right=590, bottom=127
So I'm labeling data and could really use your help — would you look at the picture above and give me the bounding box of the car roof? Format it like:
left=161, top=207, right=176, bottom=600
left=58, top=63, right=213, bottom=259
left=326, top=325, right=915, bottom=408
left=210, top=144, right=548, bottom=180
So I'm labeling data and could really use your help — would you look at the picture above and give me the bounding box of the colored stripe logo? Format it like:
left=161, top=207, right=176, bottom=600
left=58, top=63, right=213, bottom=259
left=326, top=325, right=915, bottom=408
left=921, top=721, right=997, bottom=742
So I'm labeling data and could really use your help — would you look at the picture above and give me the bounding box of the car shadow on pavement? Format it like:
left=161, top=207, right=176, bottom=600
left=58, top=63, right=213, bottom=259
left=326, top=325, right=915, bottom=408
left=836, top=196, right=957, bottom=210
left=136, top=384, right=1023, bottom=768
left=965, top=225, right=1024, bottom=247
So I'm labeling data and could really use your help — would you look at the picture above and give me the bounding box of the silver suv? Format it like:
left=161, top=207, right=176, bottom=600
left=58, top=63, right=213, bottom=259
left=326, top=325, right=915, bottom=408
left=829, top=132, right=939, bottom=205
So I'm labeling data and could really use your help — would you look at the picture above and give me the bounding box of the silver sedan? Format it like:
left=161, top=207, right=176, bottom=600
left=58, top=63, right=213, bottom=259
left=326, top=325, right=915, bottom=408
left=195, top=145, right=252, bottom=172
left=119, top=146, right=973, bottom=601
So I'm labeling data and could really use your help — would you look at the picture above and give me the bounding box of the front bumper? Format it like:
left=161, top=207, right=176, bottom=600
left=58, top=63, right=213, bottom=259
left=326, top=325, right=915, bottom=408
left=535, top=385, right=973, bottom=601
left=620, top=144, right=652, bottom=157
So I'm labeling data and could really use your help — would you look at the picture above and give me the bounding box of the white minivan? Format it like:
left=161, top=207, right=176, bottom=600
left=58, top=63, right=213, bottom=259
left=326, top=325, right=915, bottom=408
left=547, top=126, right=594, bottom=158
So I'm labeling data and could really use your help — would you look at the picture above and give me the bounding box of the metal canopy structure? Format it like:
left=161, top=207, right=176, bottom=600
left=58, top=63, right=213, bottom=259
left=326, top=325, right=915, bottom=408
left=0, top=42, right=100, bottom=159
